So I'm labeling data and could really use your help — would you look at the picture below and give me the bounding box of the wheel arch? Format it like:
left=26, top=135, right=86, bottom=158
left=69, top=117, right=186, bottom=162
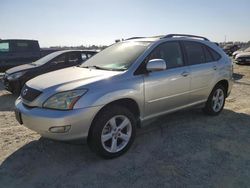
left=87, top=98, right=141, bottom=142
left=214, top=79, right=229, bottom=96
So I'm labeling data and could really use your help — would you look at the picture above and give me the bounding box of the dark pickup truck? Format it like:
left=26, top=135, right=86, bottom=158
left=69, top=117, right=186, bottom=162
left=0, top=39, right=58, bottom=72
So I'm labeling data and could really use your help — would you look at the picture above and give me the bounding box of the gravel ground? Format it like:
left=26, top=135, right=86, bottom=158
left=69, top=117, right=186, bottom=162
left=0, top=63, right=250, bottom=188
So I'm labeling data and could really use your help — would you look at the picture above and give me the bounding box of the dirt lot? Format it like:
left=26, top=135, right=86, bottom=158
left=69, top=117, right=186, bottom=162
left=0, top=63, right=250, bottom=188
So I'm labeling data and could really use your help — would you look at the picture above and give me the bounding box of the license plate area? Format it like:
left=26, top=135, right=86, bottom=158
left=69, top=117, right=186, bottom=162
left=15, top=109, right=23, bottom=125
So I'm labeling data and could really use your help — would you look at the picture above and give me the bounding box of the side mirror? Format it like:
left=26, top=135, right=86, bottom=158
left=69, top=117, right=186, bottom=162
left=146, top=59, right=167, bottom=72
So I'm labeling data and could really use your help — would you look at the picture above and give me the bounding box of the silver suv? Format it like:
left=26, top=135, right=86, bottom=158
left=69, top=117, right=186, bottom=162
left=15, top=34, right=233, bottom=158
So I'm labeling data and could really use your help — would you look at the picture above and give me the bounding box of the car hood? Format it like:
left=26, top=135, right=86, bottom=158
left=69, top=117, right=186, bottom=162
left=236, top=52, right=250, bottom=58
left=6, top=63, right=37, bottom=74
left=232, top=50, right=243, bottom=55
left=26, top=66, right=123, bottom=91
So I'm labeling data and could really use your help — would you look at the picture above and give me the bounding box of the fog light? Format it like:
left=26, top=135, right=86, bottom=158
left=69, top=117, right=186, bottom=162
left=49, top=125, right=71, bottom=133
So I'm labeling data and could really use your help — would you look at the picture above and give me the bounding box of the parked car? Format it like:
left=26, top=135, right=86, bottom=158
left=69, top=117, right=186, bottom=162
left=235, top=51, right=250, bottom=64
left=223, top=44, right=239, bottom=56
left=233, top=47, right=250, bottom=59
left=15, top=34, right=233, bottom=158
left=0, top=39, right=59, bottom=72
left=3, top=50, right=97, bottom=94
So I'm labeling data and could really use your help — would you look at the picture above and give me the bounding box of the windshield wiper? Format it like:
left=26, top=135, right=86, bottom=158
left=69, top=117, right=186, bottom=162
left=82, top=65, right=105, bottom=69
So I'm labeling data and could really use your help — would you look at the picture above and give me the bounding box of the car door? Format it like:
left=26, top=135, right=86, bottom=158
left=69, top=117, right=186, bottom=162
left=143, top=41, right=191, bottom=118
left=183, top=41, right=217, bottom=103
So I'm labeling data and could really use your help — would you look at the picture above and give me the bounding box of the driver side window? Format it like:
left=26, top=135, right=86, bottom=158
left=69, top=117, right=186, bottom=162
left=148, top=42, right=184, bottom=69
left=51, top=54, right=66, bottom=64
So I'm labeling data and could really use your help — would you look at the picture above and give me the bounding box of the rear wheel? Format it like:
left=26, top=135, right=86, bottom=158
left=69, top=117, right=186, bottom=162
left=88, top=105, right=136, bottom=159
left=203, top=85, right=226, bottom=116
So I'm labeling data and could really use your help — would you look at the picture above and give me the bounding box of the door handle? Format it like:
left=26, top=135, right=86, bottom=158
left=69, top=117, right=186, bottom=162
left=181, top=71, right=190, bottom=77
left=213, top=66, right=217, bottom=70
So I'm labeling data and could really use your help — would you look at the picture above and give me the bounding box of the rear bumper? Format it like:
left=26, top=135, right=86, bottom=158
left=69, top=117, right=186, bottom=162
left=15, top=98, right=103, bottom=141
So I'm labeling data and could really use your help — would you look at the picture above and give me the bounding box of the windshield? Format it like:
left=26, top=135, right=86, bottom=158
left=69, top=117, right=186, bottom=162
left=32, top=51, right=65, bottom=65
left=80, top=41, right=151, bottom=71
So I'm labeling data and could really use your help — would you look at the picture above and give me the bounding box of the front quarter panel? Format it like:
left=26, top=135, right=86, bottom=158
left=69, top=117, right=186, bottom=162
left=74, top=75, right=145, bottom=116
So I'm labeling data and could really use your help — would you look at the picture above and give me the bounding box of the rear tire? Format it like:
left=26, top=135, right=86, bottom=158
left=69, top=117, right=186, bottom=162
left=88, top=105, right=136, bottom=159
left=203, top=84, right=226, bottom=116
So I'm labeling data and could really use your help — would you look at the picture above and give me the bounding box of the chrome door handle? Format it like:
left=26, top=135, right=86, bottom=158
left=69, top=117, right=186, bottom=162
left=181, top=71, right=189, bottom=77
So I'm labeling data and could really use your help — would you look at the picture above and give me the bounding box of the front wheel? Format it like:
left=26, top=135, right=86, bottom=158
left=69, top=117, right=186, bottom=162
left=203, top=85, right=226, bottom=116
left=88, top=105, right=136, bottom=159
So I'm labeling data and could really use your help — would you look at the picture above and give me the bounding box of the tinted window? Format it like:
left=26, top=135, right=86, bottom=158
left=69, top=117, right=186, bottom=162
left=208, top=48, right=221, bottom=61
left=184, top=41, right=206, bottom=65
left=51, top=55, right=66, bottom=64
left=203, top=46, right=214, bottom=62
left=148, top=42, right=184, bottom=69
left=15, top=42, right=29, bottom=52
left=81, top=53, right=88, bottom=61
left=0, top=42, right=10, bottom=52
left=68, top=53, right=80, bottom=63
left=87, top=53, right=94, bottom=58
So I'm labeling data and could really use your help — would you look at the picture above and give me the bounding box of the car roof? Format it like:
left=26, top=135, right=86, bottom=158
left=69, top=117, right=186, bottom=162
left=52, top=49, right=98, bottom=54
left=0, top=39, right=38, bottom=42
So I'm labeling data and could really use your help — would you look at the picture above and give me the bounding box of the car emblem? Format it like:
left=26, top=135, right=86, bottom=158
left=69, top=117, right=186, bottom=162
left=22, top=88, right=28, bottom=96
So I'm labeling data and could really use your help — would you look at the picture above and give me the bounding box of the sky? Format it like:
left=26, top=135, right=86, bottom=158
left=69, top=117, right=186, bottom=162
left=1, top=0, right=250, bottom=47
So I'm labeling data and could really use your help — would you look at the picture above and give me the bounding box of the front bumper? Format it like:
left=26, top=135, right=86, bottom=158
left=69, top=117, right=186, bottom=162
left=236, top=57, right=250, bottom=64
left=15, top=98, right=103, bottom=141
left=2, top=74, right=21, bottom=93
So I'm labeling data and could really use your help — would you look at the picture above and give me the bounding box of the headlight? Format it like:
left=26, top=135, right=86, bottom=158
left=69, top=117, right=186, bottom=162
left=7, top=71, right=26, bottom=80
left=43, top=89, right=87, bottom=110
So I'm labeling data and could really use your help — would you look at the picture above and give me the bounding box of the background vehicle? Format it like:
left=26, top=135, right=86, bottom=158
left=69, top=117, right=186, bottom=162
left=223, top=44, right=239, bottom=56
left=0, top=39, right=59, bottom=72
left=233, top=47, right=250, bottom=59
left=3, top=50, right=97, bottom=94
left=15, top=34, right=233, bottom=158
left=235, top=51, right=250, bottom=64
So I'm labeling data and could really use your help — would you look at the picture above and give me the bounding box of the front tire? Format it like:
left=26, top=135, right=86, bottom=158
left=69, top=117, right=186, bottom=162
left=88, top=105, right=136, bottom=159
left=203, top=85, right=226, bottom=116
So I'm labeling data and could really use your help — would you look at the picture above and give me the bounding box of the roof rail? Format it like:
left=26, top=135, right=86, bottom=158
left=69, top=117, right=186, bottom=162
left=163, top=34, right=209, bottom=41
left=125, top=37, right=146, bottom=40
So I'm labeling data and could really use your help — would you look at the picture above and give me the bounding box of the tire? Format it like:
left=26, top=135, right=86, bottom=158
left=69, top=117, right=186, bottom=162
left=203, top=84, right=226, bottom=116
left=88, top=105, right=136, bottom=159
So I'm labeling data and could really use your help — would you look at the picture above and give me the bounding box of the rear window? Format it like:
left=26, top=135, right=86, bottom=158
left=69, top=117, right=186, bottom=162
left=0, top=42, right=10, bottom=52
left=208, top=48, right=221, bottom=61
left=203, top=46, right=214, bottom=62
left=183, top=41, right=206, bottom=65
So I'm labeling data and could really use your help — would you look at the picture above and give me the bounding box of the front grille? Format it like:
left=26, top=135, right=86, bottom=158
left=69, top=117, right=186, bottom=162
left=238, top=57, right=250, bottom=62
left=21, top=85, right=42, bottom=102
